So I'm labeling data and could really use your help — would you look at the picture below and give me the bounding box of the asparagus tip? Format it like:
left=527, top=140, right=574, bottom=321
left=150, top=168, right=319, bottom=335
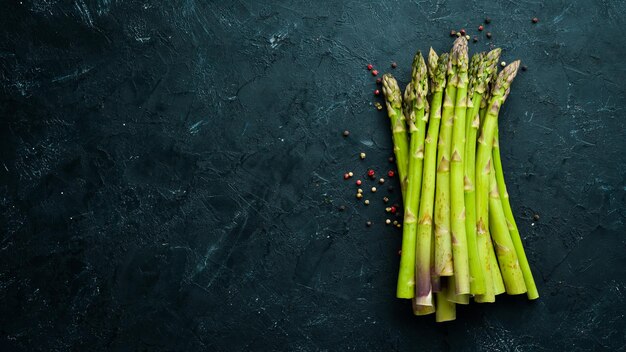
left=382, top=73, right=403, bottom=111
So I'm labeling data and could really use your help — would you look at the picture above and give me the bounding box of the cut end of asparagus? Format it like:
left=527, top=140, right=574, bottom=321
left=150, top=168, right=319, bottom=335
left=413, top=301, right=436, bottom=316
left=414, top=291, right=434, bottom=307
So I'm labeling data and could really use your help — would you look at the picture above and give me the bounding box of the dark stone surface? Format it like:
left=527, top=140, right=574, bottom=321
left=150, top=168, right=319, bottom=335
left=1, top=0, right=625, bottom=351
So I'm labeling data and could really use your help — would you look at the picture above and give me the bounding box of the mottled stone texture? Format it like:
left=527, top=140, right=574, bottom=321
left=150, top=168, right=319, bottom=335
left=1, top=0, right=625, bottom=351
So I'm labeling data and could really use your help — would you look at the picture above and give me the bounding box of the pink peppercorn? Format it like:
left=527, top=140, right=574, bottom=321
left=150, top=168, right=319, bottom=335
left=367, top=64, right=373, bottom=70
left=371, top=70, right=379, bottom=76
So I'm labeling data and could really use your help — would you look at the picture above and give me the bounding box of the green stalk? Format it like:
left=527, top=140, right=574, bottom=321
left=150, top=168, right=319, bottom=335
left=464, top=49, right=501, bottom=295
left=490, top=242, right=506, bottom=295
left=474, top=60, right=521, bottom=303
left=450, top=37, right=470, bottom=294
left=489, top=160, right=527, bottom=294
left=446, top=278, right=470, bottom=304
left=435, top=278, right=456, bottom=322
left=414, top=50, right=448, bottom=306
left=434, top=39, right=462, bottom=277
left=493, top=131, right=539, bottom=299
left=396, top=52, right=429, bottom=299
left=382, top=74, right=409, bottom=200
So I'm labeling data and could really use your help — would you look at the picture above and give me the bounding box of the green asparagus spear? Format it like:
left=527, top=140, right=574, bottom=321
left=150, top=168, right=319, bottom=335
left=434, top=38, right=462, bottom=277
left=450, top=37, right=470, bottom=294
left=397, top=52, right=429, bottom=299
left=382, top=74, right=409, bottom=200
left=493, top=131, right=539, bottom=299
left=414, top=50, right=448, bottom=306
left=464, top=49, right=501, bottom=295
left=474, top=61, right=521, bottom=303
left=488, top=159, right=527, bottom=294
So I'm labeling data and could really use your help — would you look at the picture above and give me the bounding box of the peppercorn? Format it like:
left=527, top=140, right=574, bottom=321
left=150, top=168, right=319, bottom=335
left=396, top=223, right=401, bottom=228
left=486, top=32, right=492, bottom=39
left=473, top=36, right=478, bottom=43
left=391, top=62, right=397, bottom=68
left=533, top=214, right=540, bottom=221
left=478, top=25, right=484, bottom=31
left=460, top=29, right=466, bottom=36
left=465, top=35, right=470, bottom=40
left=364, top=199, right=370, bottom=205
left=387, top=170, right=395, bottom=177
left=450, top=30, right=456, bottom=37
left=342, top=130, right=350, bottom=137
left=356, top=179, right=362, bottom=186
left=532, top=17, right=539, bottom=23
left=371, top=187, right=377, bottom=193
left=388, top=156, right=394, bottom=163
left=386, top=207, right=391, bottom=212
left=356, top=193, right=363, bottom=199
left=376, top=77, right=382, bottom=84
left=521, top=65, right=528, bottom=71
left=393, top=220, right=398, bottom=225
left=456, top=32, right=461, bottom=37
left=390, top=206, right=397, bottom=213
left=374, top=89, right=380, bottom=96
left=368, top=169, right=375, bottom=178
left=383, top=197, right=389, bottom=203
left=398, top=249, right=402, bottom=255
left=371, top=69, right=379, bottom=76
left=360, top=152, right=366, bottom=159
left=374, top=102, right=383, bottom=110
left=348, top=171, right=353, bottom=177
left=386, top=219, right=391, bottom=225
left=366, top=221, right=372, bottom=227
left=485, top=17, right=491, bottom=24
left=501, top=61, right=506, bottom=67
left=344, top=173, right=349, bottom=180
left=357, top=188, right=363, bottom=194
left=379, top=178, right=385, bottom=184
left=338, top=205, right=346, bottom=211
left=367, top=64, right=373, bottom=70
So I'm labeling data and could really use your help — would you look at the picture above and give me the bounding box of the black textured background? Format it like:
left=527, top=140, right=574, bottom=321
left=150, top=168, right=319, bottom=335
left=1, top=0, right=625, bottom=351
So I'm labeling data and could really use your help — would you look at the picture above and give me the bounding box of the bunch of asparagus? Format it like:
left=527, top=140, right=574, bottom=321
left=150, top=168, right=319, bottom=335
left=382, top=37, right=538, bottom=322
